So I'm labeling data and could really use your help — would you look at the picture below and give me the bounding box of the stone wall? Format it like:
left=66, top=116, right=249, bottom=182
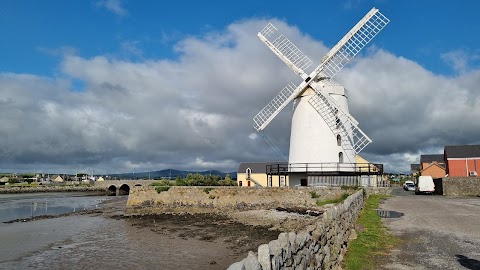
left=227, top=190, right=365, bottom=270
left=365, top=186, right=393, bottom=195
left=125, top=186, right=346, bottom=215
left=443, top=177, right=480, bottom=196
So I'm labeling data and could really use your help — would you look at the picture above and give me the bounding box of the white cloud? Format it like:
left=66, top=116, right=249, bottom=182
left=96, top=0, right=127, bottom=17
left=441, top=49, right=480, bottom=74
left=1, top=18, right=480, bottom=174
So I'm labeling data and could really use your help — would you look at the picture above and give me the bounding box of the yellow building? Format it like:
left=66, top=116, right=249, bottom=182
left=237, top=162, right=289, bottom=187
left=355, top=155, right=385, bottom=187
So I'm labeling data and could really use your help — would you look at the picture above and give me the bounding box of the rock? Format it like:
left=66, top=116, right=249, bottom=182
left=269, top=239, right=282, bottom=256
left=258, top=244, right=271, bottom=270
left=227, top=261, right=245, bottom=270
left=243, top=251, right=261, bottom=270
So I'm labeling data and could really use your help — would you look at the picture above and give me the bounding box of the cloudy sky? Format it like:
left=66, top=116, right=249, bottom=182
left=1, top=0, right=479, bottom=174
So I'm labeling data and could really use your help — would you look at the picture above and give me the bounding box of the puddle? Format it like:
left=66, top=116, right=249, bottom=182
left=374, top=209, right=404, bottom=218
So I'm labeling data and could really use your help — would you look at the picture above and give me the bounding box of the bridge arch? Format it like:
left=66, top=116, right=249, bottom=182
left=107, top=185, right=117, bottom=196
left=119, top=184, right=130, bottom=196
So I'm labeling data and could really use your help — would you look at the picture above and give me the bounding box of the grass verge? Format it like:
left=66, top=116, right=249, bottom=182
left=343, top=194, right=400, bottom=269
left=316, top=193, right=350, bottom=206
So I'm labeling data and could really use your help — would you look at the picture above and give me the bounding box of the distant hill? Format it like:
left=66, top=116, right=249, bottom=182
left=110, top=169, right=237, bottom=180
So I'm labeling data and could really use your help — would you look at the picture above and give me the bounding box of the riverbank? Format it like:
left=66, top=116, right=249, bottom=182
left=0, top=185, right=105, bottom=194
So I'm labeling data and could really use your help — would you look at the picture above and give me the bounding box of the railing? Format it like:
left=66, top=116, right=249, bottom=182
left=266, top=162, right=384, bottom=175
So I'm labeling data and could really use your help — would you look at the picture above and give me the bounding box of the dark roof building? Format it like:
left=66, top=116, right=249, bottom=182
left=444, top=145, right=480, bottom=159
left=444, top=145, right=480, bottom=177
left=410, top=164, right=421, bottom=172
left=420, top=154, right=445, bottom=164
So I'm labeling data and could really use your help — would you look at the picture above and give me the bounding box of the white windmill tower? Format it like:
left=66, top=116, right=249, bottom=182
left=254, top=8, right=389, bottom=180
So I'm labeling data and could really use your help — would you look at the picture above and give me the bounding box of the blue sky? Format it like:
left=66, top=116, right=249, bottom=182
left=1, top=0, right=480, bottom=174
left=3, top=0, right=479, bottom=76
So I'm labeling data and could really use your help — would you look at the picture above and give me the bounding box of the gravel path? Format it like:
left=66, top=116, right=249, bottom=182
left=377, top=189, right=480, bottom=269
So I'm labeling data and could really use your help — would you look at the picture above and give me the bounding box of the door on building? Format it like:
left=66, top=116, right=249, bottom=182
left=248, top=181, right=251, bottom=187
left=300, top=179, right=307, bottom=186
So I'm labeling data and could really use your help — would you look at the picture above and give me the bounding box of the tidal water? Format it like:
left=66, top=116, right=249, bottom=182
left=0, top=192, right=107, bottom=224
left=0, top=192, right=246, bottom=270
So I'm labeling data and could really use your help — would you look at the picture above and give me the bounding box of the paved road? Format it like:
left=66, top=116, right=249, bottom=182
left=377, top=188, right=480, bottom=270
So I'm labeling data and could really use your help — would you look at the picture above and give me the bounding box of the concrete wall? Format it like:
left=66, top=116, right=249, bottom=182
left=443, top=177, right=480, bottom=196
left=228, top=190, right=366, bottom=270
left=125, top=186, right=346, bottom=215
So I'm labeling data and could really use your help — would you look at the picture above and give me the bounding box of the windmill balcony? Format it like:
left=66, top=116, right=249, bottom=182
left=266, top=162, right=384, bottom=176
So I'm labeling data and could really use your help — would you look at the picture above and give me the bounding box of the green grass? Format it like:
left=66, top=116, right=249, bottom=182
left=309, top=191, right=320, bottom=199
left=316, top=192, right=350, bottom=206
left=343, top=194, right=400, bottom=270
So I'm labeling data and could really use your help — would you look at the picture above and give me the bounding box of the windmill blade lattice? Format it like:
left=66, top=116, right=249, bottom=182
left=308, top=84, right=372, bottom=154
left=312, top=8, right=389, bottom=80
left=258, top=23, right=313, bottom=77
left=253, top=82, right=301, bottom=131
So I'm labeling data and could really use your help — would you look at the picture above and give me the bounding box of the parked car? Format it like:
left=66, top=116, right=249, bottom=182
left=403, top=180, right=414, bottom=190
left=415, top=176, right=435, bottom=194
left=405, top=183, right=416, bottom=191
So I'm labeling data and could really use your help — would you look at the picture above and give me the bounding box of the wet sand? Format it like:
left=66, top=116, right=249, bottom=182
left=0, top=196, right=283, bottom=270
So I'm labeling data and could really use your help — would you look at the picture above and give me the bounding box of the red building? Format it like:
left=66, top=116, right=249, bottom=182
left=444, top=145, right=480, bottom=177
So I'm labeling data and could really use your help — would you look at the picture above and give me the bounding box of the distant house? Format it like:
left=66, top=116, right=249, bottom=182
left=420, top=154, right=446, bottom=178
left=444, top=145, right=480, bottom=177
left=0, top=177, right=8, bottom=185
left=50, top=175, right=64, bottom=182
left=237, top=162, right=289, bottom=187
left=97, top=176, right=105, bottom=181
left=410, top=164, right=421, bottom=175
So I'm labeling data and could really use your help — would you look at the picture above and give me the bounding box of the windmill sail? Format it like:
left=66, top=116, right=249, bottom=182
left=253, top=82, right=301, bottom=131
left=311, top=7, right=389, bottom=80
left=308, top=83, right=372, bottom=154
left=258, top=23, right=312, bottom=78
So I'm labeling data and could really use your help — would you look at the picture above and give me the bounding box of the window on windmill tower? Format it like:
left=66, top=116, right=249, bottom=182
left=339, top=152, right=344, bottom=163
left=337, top=134, right=342, bottom=146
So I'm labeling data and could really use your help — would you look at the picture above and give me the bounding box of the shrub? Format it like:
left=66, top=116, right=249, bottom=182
left=155, top=186, right=170, bottom=193
left=203, top=187, right=214, bottom=194
left=309, top=191, right=320, bottom=199
left=150, top=180, right=174, bottom=187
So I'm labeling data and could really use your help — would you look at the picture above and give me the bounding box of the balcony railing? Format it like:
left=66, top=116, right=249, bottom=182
left=266, top=162, right=384, bottom=176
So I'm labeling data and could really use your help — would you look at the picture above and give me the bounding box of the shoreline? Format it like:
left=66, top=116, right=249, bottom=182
left=0, top=185, right=105, bottom=194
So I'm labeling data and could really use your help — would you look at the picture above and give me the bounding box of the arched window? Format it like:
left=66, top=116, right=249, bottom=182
left=339, top=152, right=344, bottom=163
left=246, top=168, right=251, bottom=179
left=337, top=134, right=341, bottom=146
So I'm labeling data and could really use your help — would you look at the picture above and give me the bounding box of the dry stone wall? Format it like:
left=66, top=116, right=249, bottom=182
left=227, top=190, right=365, bottom=270
left=443, top=177, right=480, bottom=196
left=125, top=186, right=345, bottom=215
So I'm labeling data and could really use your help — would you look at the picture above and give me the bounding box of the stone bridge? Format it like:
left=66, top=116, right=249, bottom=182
left=94, top=180, right=159, bottom=196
